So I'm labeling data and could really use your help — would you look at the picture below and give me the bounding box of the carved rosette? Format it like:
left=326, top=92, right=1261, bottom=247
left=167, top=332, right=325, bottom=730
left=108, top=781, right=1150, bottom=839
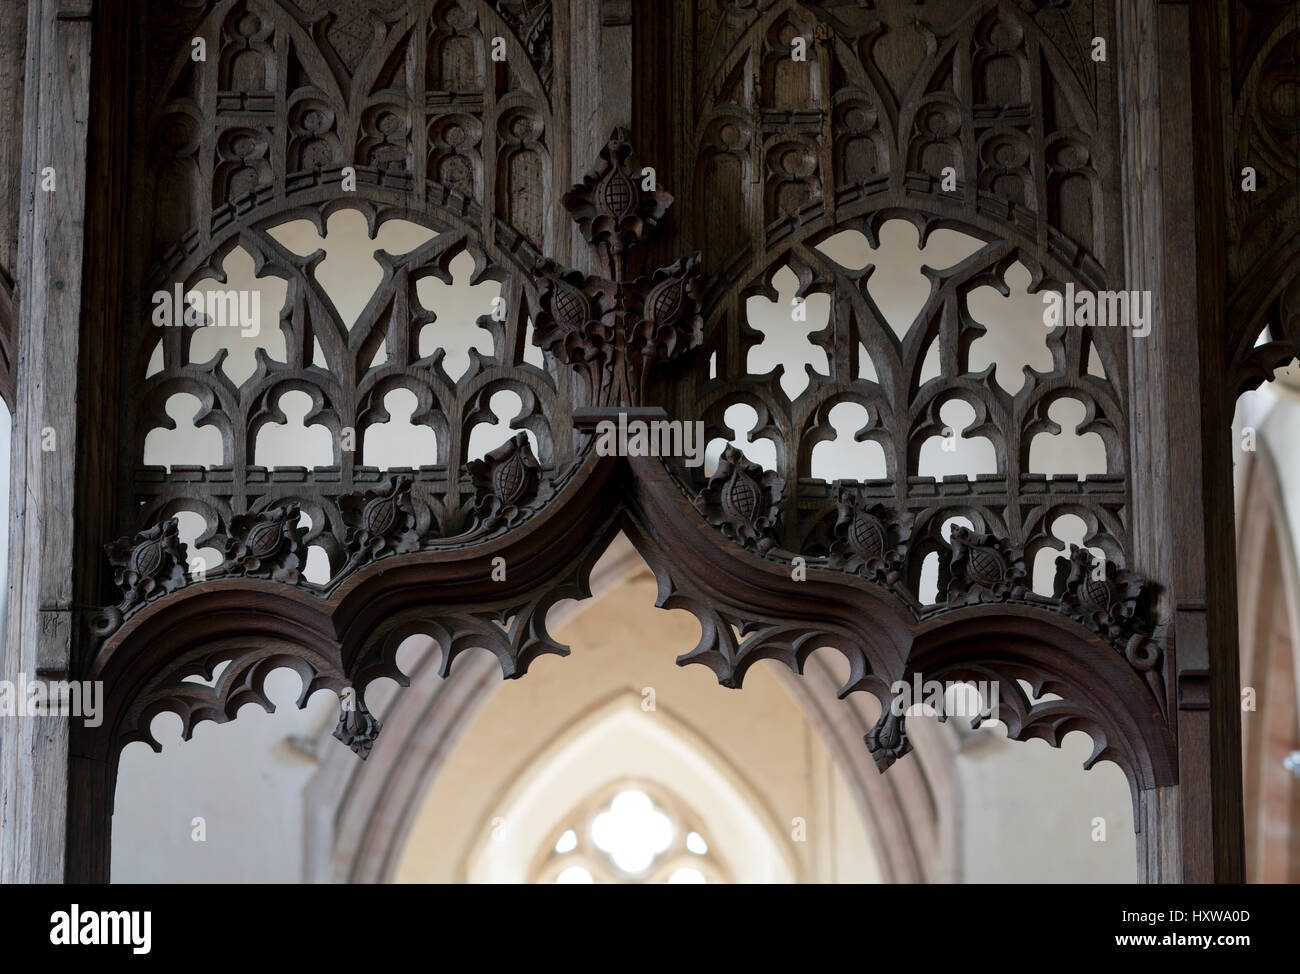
left=1054, top=545, right=1158, bottom=670
left=93, top=518, right=190, bottom=635
left=333, top=691, right=382, bottom=760
left=946, top=526, right=1029, bottom=605
left=830, top=490, right=912, bottom=587
left=561, top=127, right=673, bottom=257
left=466, top=432, right=554, bottom=533
left=694, top=446, right=785, bottom=553
left=225, top=503, right=307, bottom=584
left=341, top=475, right=420, bottom=568
left=865, top=709, right=912, bottom=772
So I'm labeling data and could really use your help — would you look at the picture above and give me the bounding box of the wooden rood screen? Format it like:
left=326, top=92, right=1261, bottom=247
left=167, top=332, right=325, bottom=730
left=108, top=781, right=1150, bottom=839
left=5, top=0, right=1298, bottom=883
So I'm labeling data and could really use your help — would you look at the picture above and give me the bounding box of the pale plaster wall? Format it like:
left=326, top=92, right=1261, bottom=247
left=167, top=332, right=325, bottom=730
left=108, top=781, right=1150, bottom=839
left=954, top=726, right=1136, bottom=882
left=112, top=672, right=338, bottom=883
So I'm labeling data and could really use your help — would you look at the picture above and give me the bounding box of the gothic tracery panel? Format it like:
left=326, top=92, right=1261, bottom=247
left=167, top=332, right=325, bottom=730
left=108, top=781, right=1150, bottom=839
left=124, top=0, right=567, bottom=577
left=85, top=0, right=1175, bottom=818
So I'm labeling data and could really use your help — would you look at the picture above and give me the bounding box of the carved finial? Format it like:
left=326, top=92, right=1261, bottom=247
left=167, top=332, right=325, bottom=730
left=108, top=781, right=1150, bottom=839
left=225, top=503, right=306, bottom=583
left=946, top=526, right=1029, bottom=605
left=865, top=708, right=912, bottom=771
left=531, top=130, right=703, bottom=406
left=341, top=475, right=420, bottom=569
left=466, top=432, right=554, bottom=534
left=333, top=689, right=381, bottom=759
left=694, top=446, right=785, bottom=553
left=93, top=518, right=190, bottom=635
left=561, top=128, right=673, bottom=261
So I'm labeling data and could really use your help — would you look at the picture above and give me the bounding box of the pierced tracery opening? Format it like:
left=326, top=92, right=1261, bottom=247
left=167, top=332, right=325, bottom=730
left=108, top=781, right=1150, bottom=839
left=133, top=204, right=566, bottom=583
left=533, top=785, right=725, bottom=884
left=687, top=213, right=1130, bottom=610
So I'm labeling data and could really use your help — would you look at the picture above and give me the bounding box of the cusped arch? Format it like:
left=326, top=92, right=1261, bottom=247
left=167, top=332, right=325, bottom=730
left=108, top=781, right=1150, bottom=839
left=80, top=110, right=1177, bottom=885
left=83, top=443, right=1176, bottom=881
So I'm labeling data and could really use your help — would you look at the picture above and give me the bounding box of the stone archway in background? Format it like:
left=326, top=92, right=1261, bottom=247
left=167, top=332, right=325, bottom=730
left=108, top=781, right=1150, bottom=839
left=453, top=690, right=801, bottom=884
left=301, top=534, right=964, bottom=884
left=1236, top=444, right=1300, bottom=883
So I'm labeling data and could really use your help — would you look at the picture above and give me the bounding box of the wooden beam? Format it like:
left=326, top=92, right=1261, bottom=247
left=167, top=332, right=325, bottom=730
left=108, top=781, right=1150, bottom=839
left=1119, top=0, right=1245, bottom=882
left=0, top=1, right=27, bottom=411
left=0, top=0, right=97, bottom=883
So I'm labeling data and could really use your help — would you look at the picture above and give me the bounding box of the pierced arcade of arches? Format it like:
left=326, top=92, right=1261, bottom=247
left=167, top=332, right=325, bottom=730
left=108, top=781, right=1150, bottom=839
left=1, top=0, right=1298, bottom=884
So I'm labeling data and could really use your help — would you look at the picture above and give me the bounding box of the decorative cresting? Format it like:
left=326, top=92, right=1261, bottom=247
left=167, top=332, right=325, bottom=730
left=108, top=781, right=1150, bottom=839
left=532, top=129, right=705, bottom=407
left=629, top=447, right=1172, bottom=794
left=225, top=503, right=308, bottom=582
left=87, top=460, right=576, bottom=763
left=946, top=527, right=1030, bottom=605
left=466, top=432, right=554, bottom=535
left=1054, top=544, right=1160, bottom=697
left=339, top=475, right=421, bottom=573
left=830, top=491, right=913, bottom=592
left=693, top=446, right=785, bottom=554
left=665, top=445, right=1167, bottom=770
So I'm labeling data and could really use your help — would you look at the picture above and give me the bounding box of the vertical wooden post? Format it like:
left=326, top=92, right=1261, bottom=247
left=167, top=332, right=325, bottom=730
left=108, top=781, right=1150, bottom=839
left=564, top=0, right=635, bottom=275
left=0, top=2, right=27, bottom=409
left=0, top=0, right=98, bottom=883
left=1118, top=0, right=1244, bottom=882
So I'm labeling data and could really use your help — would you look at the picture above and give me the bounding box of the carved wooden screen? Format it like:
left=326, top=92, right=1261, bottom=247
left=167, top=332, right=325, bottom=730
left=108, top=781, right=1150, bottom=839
left=74, top=0, right=1192, bottom=880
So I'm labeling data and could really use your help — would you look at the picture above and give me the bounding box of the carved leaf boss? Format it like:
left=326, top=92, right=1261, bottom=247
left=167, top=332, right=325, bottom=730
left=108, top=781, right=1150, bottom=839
left=532, top=128, right=704, bottom=407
